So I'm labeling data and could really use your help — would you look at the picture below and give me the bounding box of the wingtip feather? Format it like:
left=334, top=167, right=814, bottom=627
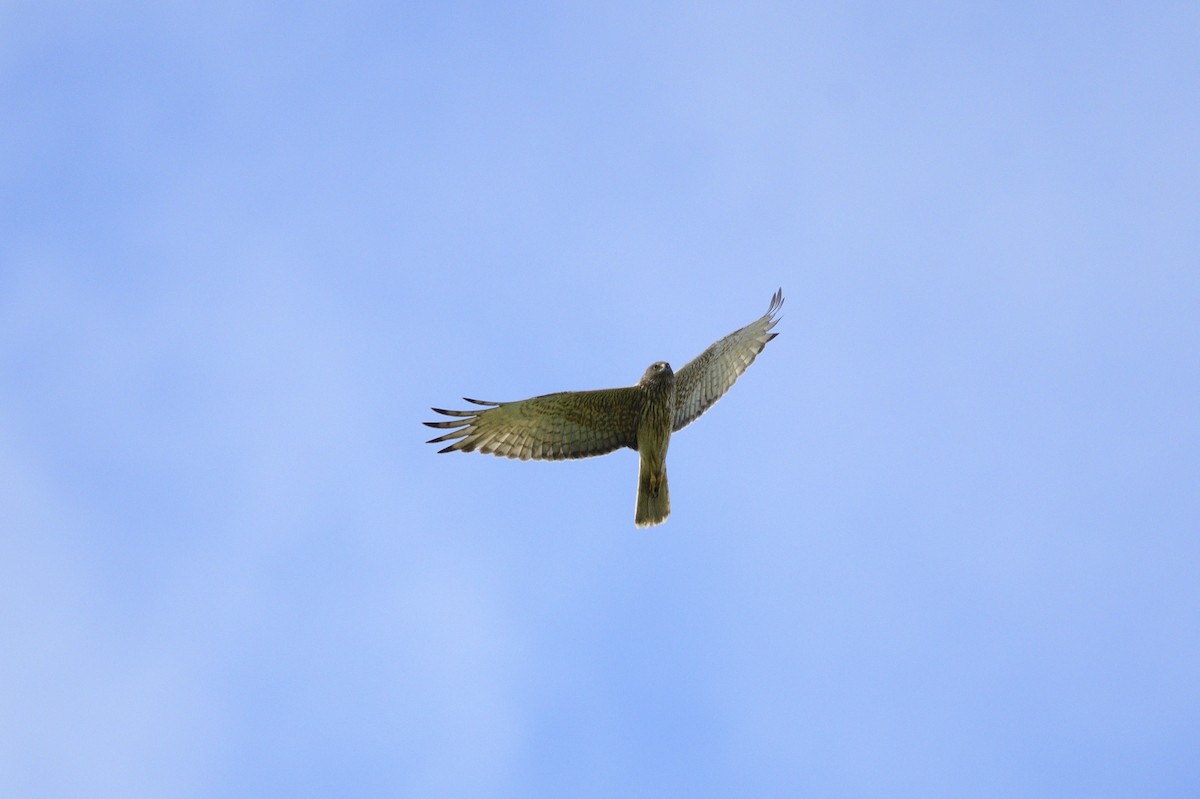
left=768, top=287, right=784, bottom=315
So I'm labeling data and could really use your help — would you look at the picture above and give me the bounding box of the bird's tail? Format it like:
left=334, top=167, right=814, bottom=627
left=635, top=454, right=670, bottom=528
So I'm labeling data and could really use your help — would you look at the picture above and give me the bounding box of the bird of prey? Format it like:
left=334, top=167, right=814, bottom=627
left=425, top=289, right=783, bottom=527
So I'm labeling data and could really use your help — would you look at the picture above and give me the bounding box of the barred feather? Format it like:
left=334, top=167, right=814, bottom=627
left=423, top=388, right=642, bottom=460
left=672, top=288, right=783, bottom=432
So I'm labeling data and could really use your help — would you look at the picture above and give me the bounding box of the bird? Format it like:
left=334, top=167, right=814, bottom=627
left=424, top=288, right=783, bottom=527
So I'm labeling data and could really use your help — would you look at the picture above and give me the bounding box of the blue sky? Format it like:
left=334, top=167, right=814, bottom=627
left=2, top=2, right=1198, bottom=796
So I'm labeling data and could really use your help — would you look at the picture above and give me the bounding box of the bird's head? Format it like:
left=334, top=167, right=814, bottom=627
left=639, top=361, right=674, bottom=387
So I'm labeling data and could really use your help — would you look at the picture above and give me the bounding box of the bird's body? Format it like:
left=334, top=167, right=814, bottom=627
left=425, top=289, right=783, bottom=527
left=633, top=361, right=676, bottom=527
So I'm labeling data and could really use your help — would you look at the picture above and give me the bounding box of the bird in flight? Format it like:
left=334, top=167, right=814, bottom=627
left=425, top=289, right=783, bottom=527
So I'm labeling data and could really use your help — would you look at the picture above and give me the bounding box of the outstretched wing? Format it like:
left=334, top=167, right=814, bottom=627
left=672, top=288, right=783, bottom=432
left=424, top=387, right=642, bottom=460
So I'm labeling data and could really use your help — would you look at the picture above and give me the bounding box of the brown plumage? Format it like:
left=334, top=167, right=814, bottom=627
left=424, top=289, right=783, bottom=527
